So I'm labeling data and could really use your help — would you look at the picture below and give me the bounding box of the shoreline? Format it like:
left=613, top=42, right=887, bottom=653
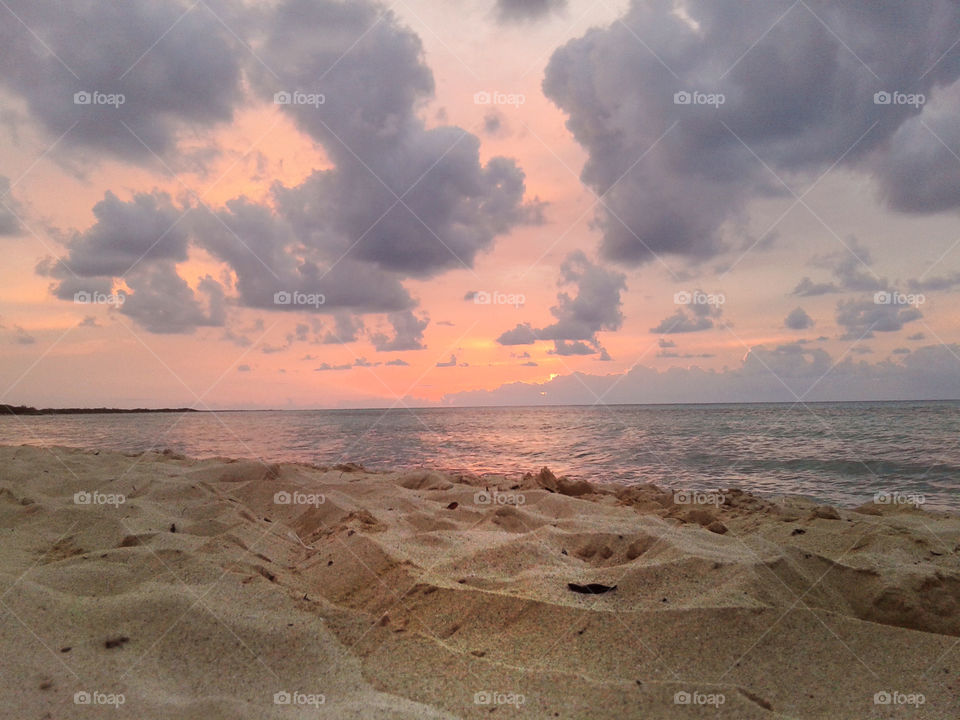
left=2, top=444, right=959, bottom=718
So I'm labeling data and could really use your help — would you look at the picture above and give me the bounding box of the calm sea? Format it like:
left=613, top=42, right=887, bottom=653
left=2, top=401, right=958, bottom=511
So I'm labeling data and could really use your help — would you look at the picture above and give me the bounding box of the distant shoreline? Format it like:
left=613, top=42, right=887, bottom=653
left=0, top=405, right=201, bottom=416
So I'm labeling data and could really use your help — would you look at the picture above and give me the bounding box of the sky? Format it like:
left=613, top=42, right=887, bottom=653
left=1, top=0, right=960, bottom=409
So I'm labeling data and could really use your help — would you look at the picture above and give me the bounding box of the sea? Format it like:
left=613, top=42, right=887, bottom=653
left=2, top=401, right=958, bottom=511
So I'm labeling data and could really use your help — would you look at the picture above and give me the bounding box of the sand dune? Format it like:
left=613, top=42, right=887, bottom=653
left=1, top=445, right=958, bottom=718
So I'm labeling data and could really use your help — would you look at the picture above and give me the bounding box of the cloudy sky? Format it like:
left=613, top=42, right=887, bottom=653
left=1, top=0, right=959, bottom=408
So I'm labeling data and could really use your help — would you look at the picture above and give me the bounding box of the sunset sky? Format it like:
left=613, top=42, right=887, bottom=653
left=2, top=0, right=960, bottom=408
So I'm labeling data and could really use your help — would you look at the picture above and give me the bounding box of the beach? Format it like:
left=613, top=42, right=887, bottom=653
left=2, top=444, right=958, bottom=718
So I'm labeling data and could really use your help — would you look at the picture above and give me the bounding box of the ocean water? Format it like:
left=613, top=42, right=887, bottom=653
left=2, top=401, right=958, bottom=511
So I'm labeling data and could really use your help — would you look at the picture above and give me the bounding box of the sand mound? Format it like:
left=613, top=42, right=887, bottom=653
left=2, top=446, right=959, bottom=719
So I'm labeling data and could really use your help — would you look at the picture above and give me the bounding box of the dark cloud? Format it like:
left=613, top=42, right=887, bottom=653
left=908, top=271, right=960, bottom=293
left=0, top=0, right=243, bottom=162
left=78, top=316, right=99, bottom=328
left=543, top=0, right=960, bottom=266
left=370, top=310, right=428, bottom=351
left=447, top=344, right=960, bottom=405
left=651, top=295, right=723, bottom=334
left=119, top=265, right=226, bottom=334
left=793, top=239, right=885, bottom=296
left=0, top=176, right=22, bottom=235
left=496, top=251, right=625, bottom=356
left=436, top=354, right=457, bottom=367
left=12, top=325, right=35, bottom=344
left=907, top=332, right=926, bottom=341
left=892, top=347, right=911, bottom=355
left=520, top=360, right=538, bottom=366
left=322, top=313, right=365, bottom=344
left=385, top=358, right=409, bottom=366
left=835, top=297, right=922, bottom=340
left=237, top=364, right=251, bottom=372
left=495, top=0, right=566, bottom=24
left=784, top=307, right=814, bottom=330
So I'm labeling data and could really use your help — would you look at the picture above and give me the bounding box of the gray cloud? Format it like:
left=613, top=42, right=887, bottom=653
left=0, top=0, right=243, bottom=162
left=435, top=354, right=457, bottom=367
left=496, top=251, right=625, bottom=356
left=119, top=265, right=226, bottom=334
left=784, top=306, right=814, bottom=330
left=0, top=176, right=22, bottom=235
left=446, top=344, right=960, bottom=405
left=543, top=1, right=960, bottom=266
left=495, top=0, right=566, bottom=23
left=835, top=297, right=922, bottom=340
left=28, top=0, right=541, bottom=339
left=370, top=310, right=428, bottom=351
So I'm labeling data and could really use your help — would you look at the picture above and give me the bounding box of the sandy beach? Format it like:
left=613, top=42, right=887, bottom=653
left=1, top=444, right=958, bottom=719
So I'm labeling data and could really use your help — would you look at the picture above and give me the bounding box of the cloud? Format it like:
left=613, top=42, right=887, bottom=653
left=0, top=0, right=243, bottom=162
left=792, top=238, right=885, bottom=296
left=495, top=0, right=566, bottom=23
left=835, top=297, right=922, bottom=340
left=370, top=310, right=428, bottom=351
left=29, top=0, right=541, bottom=337
left=78, top=315, right=99, bottom=328
left=496, top=251, right=625, bottom=356
left=542, top=1, right=960, bottom=266
left=784, top=306, right=814, bottom=330
left=12, top=325, right=35, bottom=344
left=119, top=265, right=226, bottom=334
left=521, top=360, right=538, bottom=366
left=385, top=358, right=409, bottom=366
left=908, top=271, right=960, bottom=293
left=445, top=344, right=960, bottom=405
left=0, top=176, right=22, bottom=235
left=237, top=364, right=251, bottom=372
left=436, top=354, right=457, bottom=367
left=322, top=313, right=365, bottom=344
left=651, top=295, right=723, bottom=334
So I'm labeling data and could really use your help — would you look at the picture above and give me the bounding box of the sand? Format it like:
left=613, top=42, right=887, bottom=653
left=1, top=444, right=958, bottom=719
